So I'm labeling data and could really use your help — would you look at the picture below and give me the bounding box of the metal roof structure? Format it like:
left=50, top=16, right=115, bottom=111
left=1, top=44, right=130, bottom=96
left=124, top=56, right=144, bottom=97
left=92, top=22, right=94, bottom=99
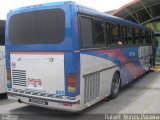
left=112, top=0, right=160, bottom=24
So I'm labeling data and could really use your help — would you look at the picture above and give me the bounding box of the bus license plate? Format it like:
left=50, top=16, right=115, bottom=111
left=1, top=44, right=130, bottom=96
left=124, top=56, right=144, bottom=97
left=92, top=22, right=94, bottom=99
left=29, top=98, right=48, bottom=105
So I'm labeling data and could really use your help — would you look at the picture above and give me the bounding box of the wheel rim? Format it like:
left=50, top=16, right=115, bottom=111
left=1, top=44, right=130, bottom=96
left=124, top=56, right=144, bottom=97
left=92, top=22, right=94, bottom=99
left=112, top=74, right=120, bottom=94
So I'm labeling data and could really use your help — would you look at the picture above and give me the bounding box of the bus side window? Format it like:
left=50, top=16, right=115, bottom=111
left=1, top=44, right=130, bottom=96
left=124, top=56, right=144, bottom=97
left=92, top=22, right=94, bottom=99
left=80, top=17, right=93, bottom=48
left=0, top=33, right=5, bottom=45
left=93, top=20, right=105, bottom=45
left=152, top=32, right=156, bottom=46
left=142, top=30, right=145, bottom=44
left=105, top=22, right=110, bottom=45
left=0, top=21, right=5, bottom=45
left=122, top=26, right=127, bottom=44
left=132, top=28, right=135, bottom=44
left=126, top=27, right=133, bottom=45
left=139, top=30, right=143, bottom=44
left=145, top=30, right=151, bottom=44
left=135, top=28, right=139, bottom=44
left=111, top=23, right=120, bottom=45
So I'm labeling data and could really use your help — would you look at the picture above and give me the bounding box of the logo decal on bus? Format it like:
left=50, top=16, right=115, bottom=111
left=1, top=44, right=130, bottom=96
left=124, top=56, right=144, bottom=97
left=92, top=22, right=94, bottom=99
left=56, top=90, right=65, bottom=95
left=11, top=62, right=16, bottom=69
left=129, top=52, right=136, bottom=57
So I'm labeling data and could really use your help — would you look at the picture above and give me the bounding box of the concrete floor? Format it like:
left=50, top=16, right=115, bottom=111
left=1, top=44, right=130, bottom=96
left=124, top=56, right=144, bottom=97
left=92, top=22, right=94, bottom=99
left=0, top=72, right=160, bottom=120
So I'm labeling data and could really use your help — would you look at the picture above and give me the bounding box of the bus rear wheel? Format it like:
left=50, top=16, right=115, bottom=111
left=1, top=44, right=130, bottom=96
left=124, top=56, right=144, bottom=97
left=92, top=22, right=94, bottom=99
left=110, top=72, right=120, bottom=99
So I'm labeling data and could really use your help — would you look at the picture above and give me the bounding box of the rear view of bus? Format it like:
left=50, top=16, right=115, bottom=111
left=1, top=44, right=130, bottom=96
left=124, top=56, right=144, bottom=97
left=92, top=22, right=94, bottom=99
left=6, top=2, right=81, bottom=111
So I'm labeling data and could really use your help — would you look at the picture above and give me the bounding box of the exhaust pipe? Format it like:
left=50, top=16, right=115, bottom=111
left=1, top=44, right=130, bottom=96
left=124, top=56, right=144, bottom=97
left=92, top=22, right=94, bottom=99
left=18, top=99, right=22, bottom=103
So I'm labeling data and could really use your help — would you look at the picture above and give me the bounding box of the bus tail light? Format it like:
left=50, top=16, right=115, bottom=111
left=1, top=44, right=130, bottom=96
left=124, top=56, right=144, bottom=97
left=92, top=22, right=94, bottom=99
left=67, top=74, right=76, bottom=92
left=7, top=70, right=11, bottom=81
left=7, top=70, right=11, bottom=86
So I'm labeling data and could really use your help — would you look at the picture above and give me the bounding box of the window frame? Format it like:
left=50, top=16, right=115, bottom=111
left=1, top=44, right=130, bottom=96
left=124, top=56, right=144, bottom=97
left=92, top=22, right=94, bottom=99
left=79, top=15, right=94, bottom=48
left=79, top=14, right=106, bottom=49
left=122, top=26, right=128, bottom=45
left=9, top=8, right=65, bottom=45
left=92, top=18, right=106, bottom=46
left=78, top=13, right=153, bottom=50
left=109, top=22, right=122, bottom=46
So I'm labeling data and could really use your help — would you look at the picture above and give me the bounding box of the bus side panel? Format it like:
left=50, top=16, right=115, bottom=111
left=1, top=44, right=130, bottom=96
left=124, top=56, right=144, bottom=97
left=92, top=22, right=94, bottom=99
left=120, top=47, right=140, bottom=86
left=80, top=50, right=118, bottom=106
left=80, top=46, right=152, bottom=106
left=0, top=46, right=6, bottom=94
left=120, top=46, right=152, bottom=86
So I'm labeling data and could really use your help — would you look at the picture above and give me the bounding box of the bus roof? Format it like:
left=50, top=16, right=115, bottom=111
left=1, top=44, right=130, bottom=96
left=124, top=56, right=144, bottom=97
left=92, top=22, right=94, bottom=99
left=8, top=1, right=150, bottom=31
left=8, top=1, right=67, bottom=13
left=77, top=5, right=150, bottom=31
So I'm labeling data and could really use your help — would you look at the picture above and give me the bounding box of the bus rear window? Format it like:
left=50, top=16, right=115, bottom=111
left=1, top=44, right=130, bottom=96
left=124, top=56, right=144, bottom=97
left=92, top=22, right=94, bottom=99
left=9, top=9, right=65, bottom=44
left=0, top=20, right=5, bottom=45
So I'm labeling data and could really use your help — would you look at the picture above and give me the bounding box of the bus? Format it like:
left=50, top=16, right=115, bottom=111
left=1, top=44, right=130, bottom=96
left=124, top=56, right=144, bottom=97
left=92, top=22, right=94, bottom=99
left=0, top=20, right=6, bottom=95
left=6, top=1, right=154, bottom=111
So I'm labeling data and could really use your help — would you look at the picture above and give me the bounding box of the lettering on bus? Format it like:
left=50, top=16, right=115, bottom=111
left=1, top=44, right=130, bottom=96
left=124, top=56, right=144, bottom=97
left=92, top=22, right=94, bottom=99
left=129, top=51, right=136, bottom=57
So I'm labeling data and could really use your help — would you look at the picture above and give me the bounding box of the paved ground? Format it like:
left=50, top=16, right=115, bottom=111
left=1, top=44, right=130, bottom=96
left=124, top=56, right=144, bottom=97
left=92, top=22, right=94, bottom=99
left=0, top=72, right=160, bottom=120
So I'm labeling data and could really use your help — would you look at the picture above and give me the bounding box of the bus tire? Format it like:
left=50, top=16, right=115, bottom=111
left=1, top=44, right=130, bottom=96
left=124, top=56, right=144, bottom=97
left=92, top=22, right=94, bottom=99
left=110, top=72, right=120, bottom=99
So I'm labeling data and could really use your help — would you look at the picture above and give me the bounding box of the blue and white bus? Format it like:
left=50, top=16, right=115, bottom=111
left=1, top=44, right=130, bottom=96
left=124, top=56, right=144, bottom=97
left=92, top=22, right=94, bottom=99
left=0, top=20, right=6, bottom=95
left=6, top=1, right=154, bottom=111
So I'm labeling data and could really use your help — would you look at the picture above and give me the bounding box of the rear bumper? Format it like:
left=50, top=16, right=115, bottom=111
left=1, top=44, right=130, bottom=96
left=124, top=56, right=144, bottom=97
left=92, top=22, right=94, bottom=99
left=7, top=88, right=82, bottom=112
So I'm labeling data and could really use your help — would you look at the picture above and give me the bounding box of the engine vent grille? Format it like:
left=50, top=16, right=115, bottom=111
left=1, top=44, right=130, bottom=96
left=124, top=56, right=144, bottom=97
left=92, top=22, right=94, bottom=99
left=12, top=70, right=26, bottom=86
left=84, top=72, right=100, bottom=104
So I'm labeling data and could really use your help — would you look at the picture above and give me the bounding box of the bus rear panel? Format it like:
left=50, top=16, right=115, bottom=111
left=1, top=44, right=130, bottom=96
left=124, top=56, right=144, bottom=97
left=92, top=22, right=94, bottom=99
left=6, top=2, right=82, bottom=111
